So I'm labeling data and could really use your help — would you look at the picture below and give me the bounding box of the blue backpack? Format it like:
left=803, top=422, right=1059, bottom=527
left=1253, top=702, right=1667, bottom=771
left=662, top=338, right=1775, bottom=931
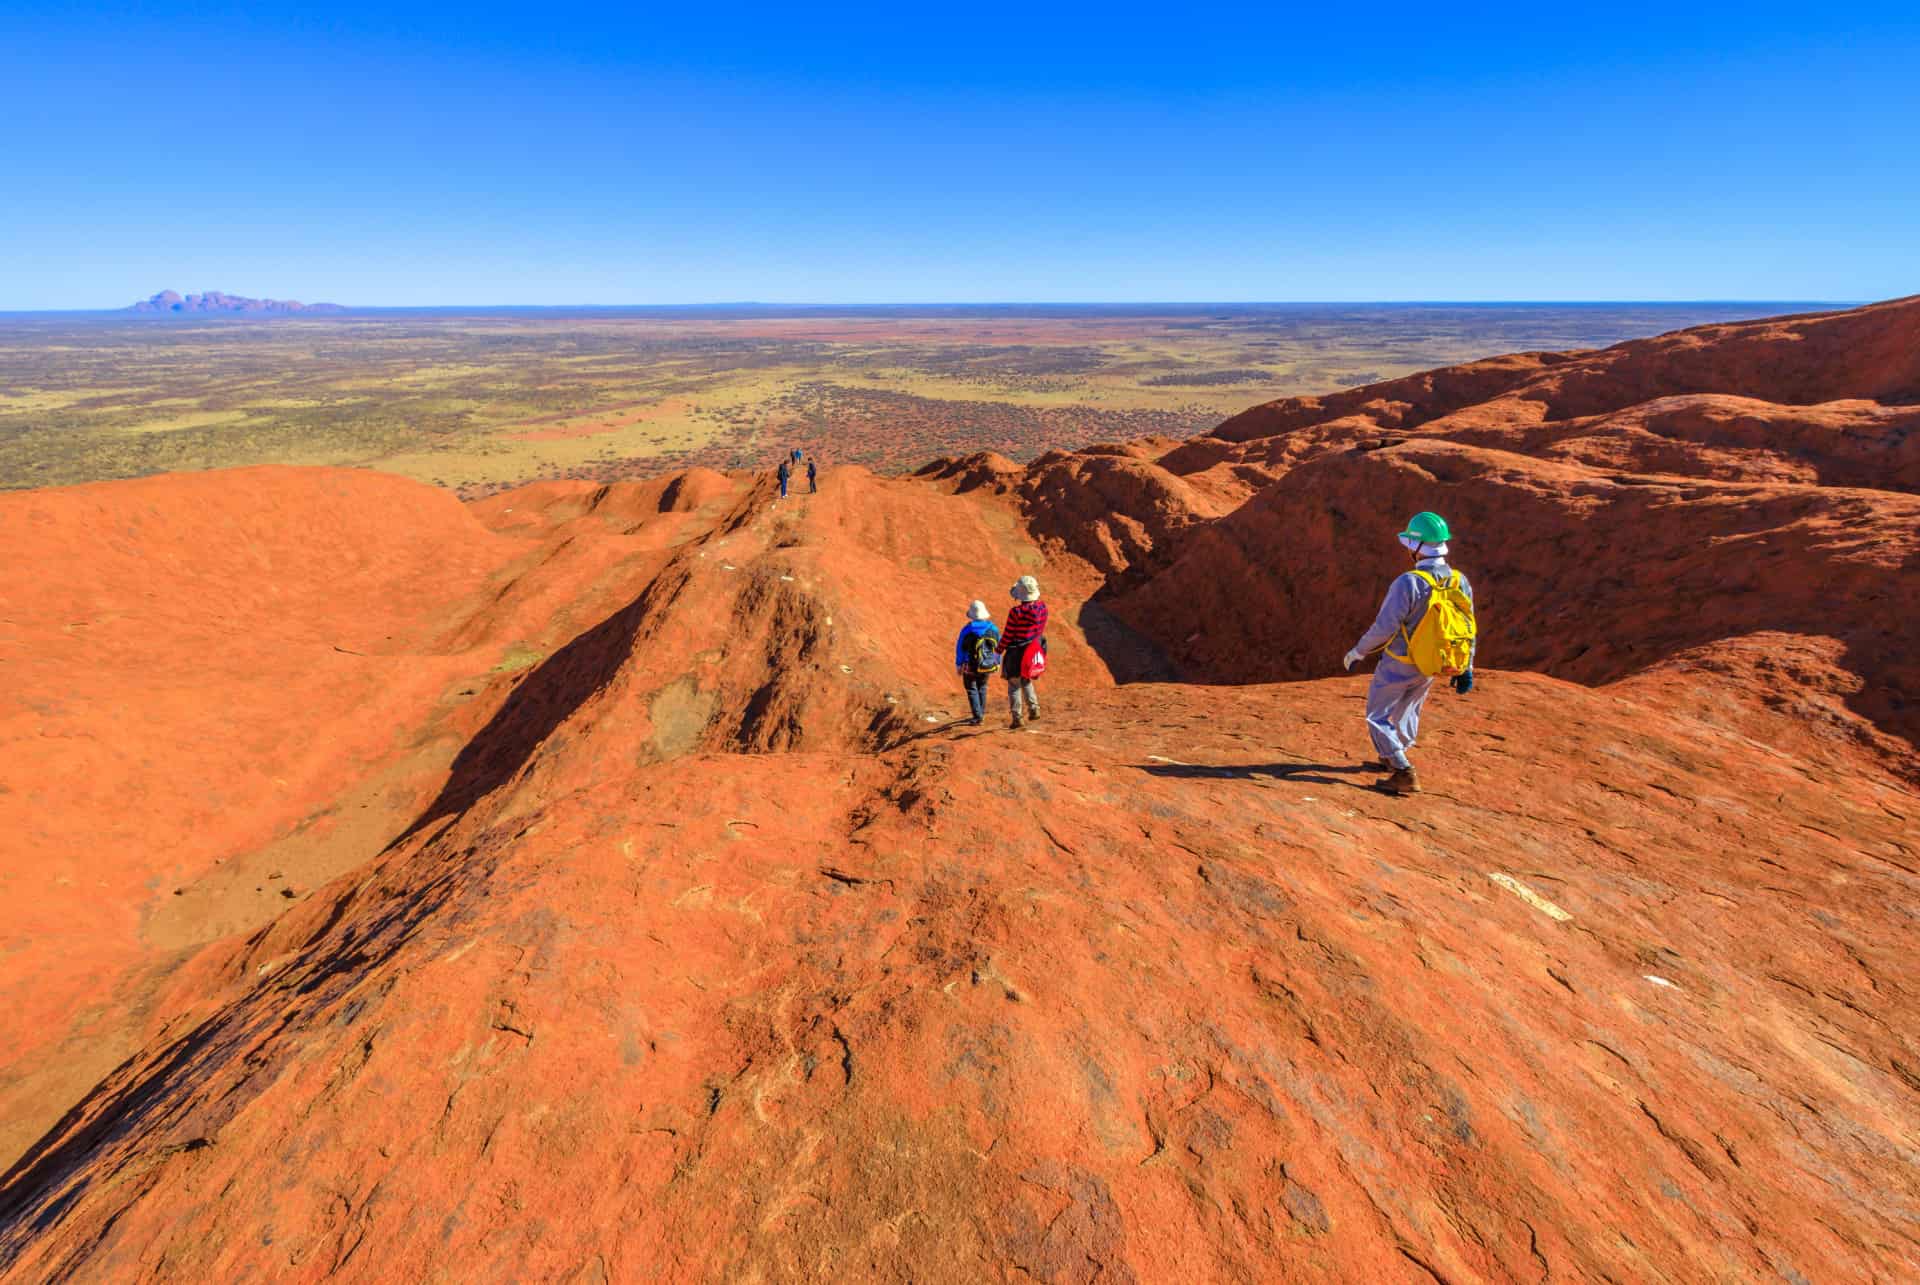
left=968, top=630, right=1001, bottom=674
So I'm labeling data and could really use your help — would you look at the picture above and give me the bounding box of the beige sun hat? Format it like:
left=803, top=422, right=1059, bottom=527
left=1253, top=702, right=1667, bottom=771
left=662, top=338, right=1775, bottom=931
left=1010, top=575, right=1041, bottom=602
left=967, top=600, right=991, bottom=620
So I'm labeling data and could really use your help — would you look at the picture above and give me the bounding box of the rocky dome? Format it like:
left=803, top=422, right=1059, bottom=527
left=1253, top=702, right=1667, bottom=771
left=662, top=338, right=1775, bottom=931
left=126, top=290, right=346, bottom=314
left=2, top=299, right=1917, bottom=1281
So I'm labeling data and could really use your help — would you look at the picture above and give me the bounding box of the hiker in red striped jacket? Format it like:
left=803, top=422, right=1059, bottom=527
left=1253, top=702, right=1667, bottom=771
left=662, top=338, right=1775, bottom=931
left=1001, top=575, right=1048, bottom=728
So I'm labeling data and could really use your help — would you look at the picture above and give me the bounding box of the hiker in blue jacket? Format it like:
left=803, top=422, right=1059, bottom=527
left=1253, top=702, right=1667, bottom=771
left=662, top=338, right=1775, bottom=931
left=954, top=600, right=1001, bottom=726
left=1343, top=511, right=1476, bottom=796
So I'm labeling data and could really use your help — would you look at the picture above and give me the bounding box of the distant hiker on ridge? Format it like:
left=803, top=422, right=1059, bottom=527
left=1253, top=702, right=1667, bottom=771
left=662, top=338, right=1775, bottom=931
left=807, top=456, right=818, bottom=493
left=1000, top=575, right=1048, bottom=728
left=1342, top=512, right=1477, bottom=795
left=776, top=456, right=791, bottom=500
left=954, top=600, right=1002, bottom=727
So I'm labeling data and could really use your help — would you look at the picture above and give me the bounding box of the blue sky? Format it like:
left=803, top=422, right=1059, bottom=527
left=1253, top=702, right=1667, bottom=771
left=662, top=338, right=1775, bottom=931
left=2, top=1, right=1916, bottom=307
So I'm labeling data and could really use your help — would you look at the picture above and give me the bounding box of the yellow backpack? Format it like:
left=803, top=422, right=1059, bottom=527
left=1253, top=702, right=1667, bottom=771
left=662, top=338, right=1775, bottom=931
left=1390, top=570, right=1476, bottom=676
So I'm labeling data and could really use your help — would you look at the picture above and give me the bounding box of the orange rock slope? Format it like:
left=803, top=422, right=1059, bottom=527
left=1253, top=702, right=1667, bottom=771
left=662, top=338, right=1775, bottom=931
left=2, top=299, right=1918, bottom=1282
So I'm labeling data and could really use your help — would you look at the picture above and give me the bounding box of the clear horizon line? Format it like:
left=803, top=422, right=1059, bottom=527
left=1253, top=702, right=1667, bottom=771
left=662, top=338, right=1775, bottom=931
left=0, top=296, right=1867, bottom=316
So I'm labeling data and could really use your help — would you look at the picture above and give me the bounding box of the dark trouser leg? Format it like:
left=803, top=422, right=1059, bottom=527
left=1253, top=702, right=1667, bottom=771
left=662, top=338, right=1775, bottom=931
left=964, top=675, right=987, bottom=721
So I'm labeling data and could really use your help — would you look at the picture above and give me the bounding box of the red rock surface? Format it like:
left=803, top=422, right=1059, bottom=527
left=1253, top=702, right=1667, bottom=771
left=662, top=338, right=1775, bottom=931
left=1207, top=294, right=1920, bottom=445
left=2, top=300, right=1918, bottom=1281
left=1028, top=296, right=1920, bottom=772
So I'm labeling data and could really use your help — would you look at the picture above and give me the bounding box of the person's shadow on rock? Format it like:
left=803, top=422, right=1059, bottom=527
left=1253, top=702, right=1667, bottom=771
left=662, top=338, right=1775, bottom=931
left=1137, top=761, right=1377, bottom=790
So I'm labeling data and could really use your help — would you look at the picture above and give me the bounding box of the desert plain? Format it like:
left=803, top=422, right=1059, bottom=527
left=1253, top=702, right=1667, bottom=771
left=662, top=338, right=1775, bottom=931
left=0, top=303, right=1787, bottom=493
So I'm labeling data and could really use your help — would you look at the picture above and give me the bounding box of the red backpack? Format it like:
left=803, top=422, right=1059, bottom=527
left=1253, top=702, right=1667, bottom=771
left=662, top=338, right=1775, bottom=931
left=1021, top=642, right=1047, bottom=680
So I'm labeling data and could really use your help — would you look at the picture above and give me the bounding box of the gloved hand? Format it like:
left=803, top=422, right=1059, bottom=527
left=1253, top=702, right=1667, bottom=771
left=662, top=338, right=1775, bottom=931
left=1342, top=648, right=1364, bottom=672
left=1452, top=670, right=1475, bottom=694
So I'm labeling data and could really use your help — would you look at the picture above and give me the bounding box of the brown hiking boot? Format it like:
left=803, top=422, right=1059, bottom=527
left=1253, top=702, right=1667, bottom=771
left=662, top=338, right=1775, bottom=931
left=1010, top=712, right=1024, bottom=729
left=1379, top=767, right=1420, bottom=796
left=1026, top=706, right=1041, bottom=722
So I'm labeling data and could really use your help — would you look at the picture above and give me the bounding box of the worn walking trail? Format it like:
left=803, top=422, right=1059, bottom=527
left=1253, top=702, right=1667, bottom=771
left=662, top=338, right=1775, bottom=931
left=3, top=298, right=1918, bottom=1281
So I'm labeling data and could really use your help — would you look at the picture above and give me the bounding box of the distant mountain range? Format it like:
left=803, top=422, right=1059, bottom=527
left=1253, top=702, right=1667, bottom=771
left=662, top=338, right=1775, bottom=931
left=127, top=290, right=346, bottom=315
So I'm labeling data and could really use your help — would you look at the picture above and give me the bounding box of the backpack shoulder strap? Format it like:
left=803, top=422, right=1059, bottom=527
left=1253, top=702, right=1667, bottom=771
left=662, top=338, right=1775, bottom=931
left=1387, top=570, right=1441, bottom=662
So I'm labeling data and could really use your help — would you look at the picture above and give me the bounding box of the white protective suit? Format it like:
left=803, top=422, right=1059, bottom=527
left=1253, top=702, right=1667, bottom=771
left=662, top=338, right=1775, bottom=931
left=1350, top=548, right=1474, bottom=770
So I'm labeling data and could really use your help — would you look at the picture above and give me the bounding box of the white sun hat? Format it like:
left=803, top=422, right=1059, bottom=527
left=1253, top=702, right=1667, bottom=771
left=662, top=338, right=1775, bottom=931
left=967, top=600, right=991, bottom=620
left=1010, top=575, right=1041, bottom=602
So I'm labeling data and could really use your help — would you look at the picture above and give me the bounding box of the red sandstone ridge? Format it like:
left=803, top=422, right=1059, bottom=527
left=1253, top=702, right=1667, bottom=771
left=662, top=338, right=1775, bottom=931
left=945, top=296, right=1920, bottom=765
left=2, top=300, right=1918, bottom=1281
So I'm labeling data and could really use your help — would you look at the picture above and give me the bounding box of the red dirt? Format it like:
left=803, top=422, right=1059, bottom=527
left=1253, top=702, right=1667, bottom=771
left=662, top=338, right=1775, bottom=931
left=2, top=300, right=1917, bottom=1281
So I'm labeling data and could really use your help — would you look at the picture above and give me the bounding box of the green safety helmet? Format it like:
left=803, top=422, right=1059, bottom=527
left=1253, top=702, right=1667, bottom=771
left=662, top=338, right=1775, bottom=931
left=1398, top=511, right=1452, bottom=544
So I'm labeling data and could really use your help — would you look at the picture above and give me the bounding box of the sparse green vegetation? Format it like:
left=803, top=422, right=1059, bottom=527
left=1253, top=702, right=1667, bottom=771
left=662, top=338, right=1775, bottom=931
left=0, top=304, right=1780, bottom=492
left=1139, top=369, right=1273, bottom=387
left=491, top=644, right=546, bottom=673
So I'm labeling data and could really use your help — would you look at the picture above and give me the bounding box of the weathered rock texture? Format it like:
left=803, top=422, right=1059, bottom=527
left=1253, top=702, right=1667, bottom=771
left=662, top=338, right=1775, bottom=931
left=2, top=298, right=1917, bottom=1282
left=948, top=295, right=1920, bottom=771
